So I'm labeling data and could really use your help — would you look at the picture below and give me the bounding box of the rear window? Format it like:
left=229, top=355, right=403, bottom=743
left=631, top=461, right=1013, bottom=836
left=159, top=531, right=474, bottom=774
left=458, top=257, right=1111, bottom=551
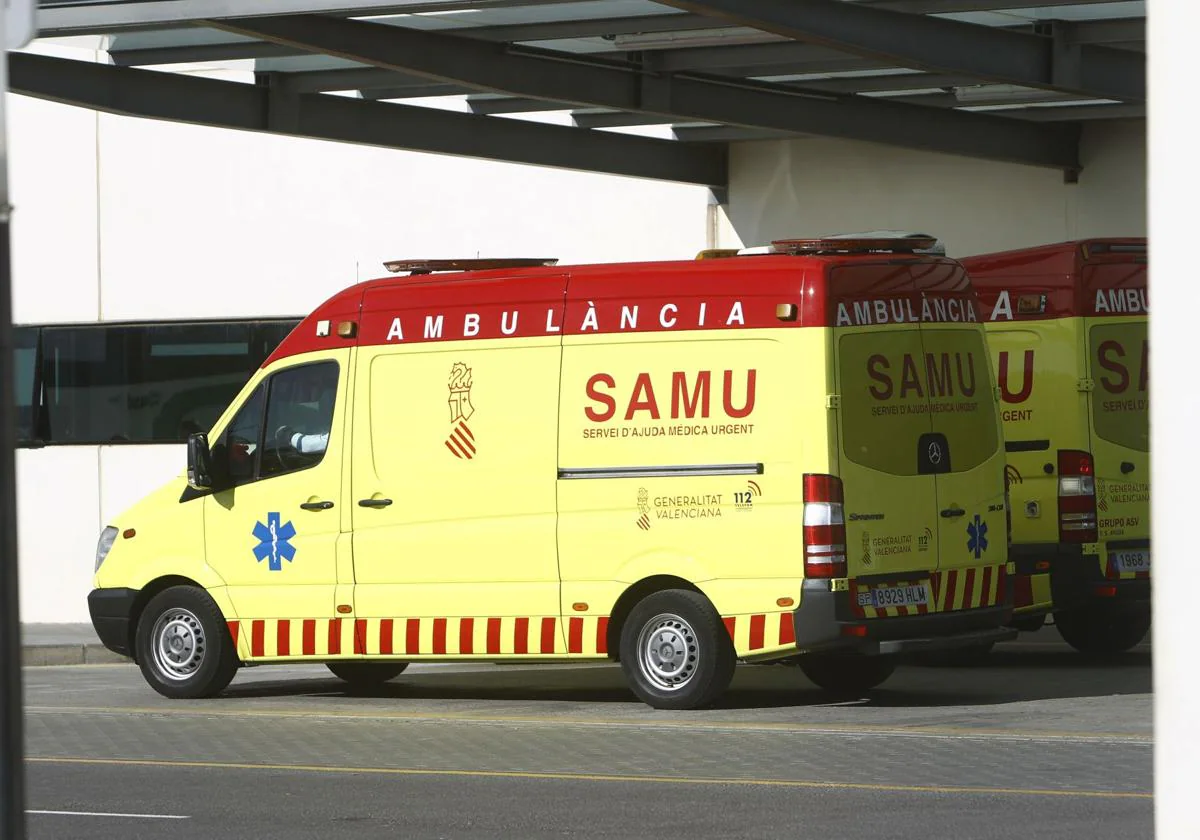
left=838, top=330, right=931, bottom=476
left=1090, top=322, right=1149, bottom=452
left=838, top=328, right=997, bottom=475
left=922, top=328, right=999, bottom=472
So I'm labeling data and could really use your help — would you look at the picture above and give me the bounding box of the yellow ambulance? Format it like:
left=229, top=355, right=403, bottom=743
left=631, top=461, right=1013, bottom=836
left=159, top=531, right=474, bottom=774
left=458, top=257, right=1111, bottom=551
left=963, top=239, right=1149, bottom=655
left=88, top=237, right=1014, bottom=710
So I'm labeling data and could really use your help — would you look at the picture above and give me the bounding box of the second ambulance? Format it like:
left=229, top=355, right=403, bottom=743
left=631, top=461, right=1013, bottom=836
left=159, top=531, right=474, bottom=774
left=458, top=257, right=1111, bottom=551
left=965, top=239, right=1149, bottom=655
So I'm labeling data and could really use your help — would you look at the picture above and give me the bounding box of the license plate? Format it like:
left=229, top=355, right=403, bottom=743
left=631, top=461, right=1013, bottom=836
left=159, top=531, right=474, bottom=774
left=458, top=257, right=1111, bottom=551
left=862, top=583, right=930, bottom=609
left=1111, top=550, right=1150, bottom=573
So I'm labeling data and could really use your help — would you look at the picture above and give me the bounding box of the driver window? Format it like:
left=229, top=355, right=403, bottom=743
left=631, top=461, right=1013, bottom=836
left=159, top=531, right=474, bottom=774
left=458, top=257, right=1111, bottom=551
left=260, top=361, right=339, bottom=480
left=220, top=384, right=265, bottom=485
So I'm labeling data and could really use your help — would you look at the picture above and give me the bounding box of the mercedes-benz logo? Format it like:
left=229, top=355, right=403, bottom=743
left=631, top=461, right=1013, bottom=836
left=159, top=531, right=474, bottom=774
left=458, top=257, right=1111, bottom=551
left=927, top=442, right=943, bottom=465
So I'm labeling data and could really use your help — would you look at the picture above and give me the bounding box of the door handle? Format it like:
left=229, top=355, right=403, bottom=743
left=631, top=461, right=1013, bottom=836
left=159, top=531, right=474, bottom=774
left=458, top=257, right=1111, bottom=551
left=358, top=498, right=393, bottom=508
left=300, top=500, right=334, bottom=511
left=940, top=508, right=967, bottom=519
left=1121, top=461, right=1135, bottom=474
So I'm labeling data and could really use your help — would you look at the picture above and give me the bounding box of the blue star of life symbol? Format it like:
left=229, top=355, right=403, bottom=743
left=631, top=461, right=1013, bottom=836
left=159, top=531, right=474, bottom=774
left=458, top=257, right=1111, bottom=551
left=252, top=512, right=296, bottom=572
left=967, top=514, right=989, bottom=559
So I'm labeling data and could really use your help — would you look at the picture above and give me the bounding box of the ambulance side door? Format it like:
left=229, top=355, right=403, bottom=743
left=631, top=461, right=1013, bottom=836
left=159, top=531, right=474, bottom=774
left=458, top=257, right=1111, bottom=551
left=348, top=277, right=567, bottom=657
left=201, top=353, right=349, bottom=642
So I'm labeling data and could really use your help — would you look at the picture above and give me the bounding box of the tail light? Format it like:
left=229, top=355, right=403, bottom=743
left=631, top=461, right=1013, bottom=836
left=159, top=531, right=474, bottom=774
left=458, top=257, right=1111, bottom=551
left=1058, top=450, right=1097, bottom=543
left=804, top=474, right=847, bottom=579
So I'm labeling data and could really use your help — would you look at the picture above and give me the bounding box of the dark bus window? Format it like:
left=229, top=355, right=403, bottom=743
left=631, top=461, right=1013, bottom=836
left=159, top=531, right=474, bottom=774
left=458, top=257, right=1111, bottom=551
left=20, top=319, right=299, bottom=445
left=13, top=327, right=38, bottom=443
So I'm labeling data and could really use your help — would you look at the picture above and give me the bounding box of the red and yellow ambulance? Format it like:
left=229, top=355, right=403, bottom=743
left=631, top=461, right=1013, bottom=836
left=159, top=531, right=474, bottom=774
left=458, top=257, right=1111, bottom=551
left=89, top=237, right=1014, bottom=709
left=963, top=239, right=1149, bottom=654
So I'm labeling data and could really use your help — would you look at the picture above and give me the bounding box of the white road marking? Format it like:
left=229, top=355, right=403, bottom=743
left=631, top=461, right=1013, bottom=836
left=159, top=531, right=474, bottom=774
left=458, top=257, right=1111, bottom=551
left=28, top=809, right=189, bottom=820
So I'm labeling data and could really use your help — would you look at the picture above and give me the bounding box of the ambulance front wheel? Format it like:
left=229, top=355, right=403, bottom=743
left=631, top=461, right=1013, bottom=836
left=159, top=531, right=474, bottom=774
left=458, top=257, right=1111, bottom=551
left=135, top=585, right=239, bottom=700
left=797, top=654, right=896, bottom=694
left=1054, top=605, right=1151, bottom=656
left=619, top=589, right=735, bottom=710
left=326, top=662, right=409, bottom=688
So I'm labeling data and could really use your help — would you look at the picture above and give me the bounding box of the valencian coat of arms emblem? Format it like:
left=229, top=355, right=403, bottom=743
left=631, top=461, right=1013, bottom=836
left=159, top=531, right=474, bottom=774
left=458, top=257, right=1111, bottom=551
left=445, top=362, right=477, bottom=459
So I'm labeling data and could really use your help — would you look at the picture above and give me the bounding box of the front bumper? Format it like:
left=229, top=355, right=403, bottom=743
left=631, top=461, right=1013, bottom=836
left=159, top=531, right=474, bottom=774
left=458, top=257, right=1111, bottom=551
left=791, top=580, right=1016, bottom=656
left=88, top=588, right=139, bottom=658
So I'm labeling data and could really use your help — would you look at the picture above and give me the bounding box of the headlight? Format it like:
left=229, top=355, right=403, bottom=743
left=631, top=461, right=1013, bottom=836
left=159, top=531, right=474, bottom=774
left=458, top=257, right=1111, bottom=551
left=95, top=526, right=118, bottom=572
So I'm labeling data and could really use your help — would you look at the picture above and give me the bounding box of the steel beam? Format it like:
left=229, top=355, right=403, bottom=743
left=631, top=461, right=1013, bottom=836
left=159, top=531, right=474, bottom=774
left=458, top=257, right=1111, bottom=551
left=1007, top=103, right=1146, bottom=122
left=108, top=13, right=725, bottom=66
left=673, top=125, right=798, bottom=142
left=101, top=5, right=1142, bottom=64
left=653, top=0, right=1144, bottom=102
left=359, top=84, right=471, bottom=99
left=276, top=67, right=467, bottom=94
left=794, top=73, right=968, bottom=94
left=864, top=0, right=1126, bottom=10
left=7, top=52, right=726, bottom=187
left=468, top=96, right=576, bottom=114
left=210, top=14, right=1080, bottom=170
left=37, top=0, right=575, bottom=36
left=573, top=111, right=674, bottom=129
left=41, top=0, right=1126, bottom=37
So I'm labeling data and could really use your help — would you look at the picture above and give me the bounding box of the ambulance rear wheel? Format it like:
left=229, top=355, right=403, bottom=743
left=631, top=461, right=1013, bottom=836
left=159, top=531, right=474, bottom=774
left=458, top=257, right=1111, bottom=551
left=1054, top=605, right=1151, bottom=656
left=620, top=590, right=735, bottom=710
left=326, top=662, right=409, bottom=687
left=135, top=586, right=238, bottom=700
left=798, top=654, right=896, bottom=694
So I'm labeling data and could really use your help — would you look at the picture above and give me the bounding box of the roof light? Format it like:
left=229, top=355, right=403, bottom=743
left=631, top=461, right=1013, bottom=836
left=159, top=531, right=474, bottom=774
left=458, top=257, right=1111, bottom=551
left=770, top=231, right=944, bottom=255
left=695, top=248, right=741, bottom=260
left=1081, top=241, right=1147, bottom=259
left=383, top=257, right=559, bottom=275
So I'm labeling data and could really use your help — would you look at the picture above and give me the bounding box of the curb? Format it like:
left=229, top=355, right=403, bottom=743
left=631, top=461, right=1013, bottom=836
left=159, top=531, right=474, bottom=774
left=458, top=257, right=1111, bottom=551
left=22, top=644, right=130, bottom=667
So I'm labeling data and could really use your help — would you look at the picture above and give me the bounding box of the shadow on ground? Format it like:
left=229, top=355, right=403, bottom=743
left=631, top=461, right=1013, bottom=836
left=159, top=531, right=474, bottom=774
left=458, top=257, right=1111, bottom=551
left=215, top=640, right=1151, bottom=710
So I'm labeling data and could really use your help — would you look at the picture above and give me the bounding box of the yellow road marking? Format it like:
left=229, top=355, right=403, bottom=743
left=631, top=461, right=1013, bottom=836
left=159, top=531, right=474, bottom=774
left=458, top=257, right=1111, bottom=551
left=27, top=756, right=1150, bottom=799
left=24, top=704, right=1152, bottom=744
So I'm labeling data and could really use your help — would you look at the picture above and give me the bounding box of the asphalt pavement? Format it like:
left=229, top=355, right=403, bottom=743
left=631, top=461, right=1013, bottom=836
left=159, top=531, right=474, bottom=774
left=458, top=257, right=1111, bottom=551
left=21, top=629, right=1153, bottom=840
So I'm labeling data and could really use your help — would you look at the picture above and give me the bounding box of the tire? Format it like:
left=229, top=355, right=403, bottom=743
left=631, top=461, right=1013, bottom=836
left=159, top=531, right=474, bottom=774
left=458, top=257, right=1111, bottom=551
left=619, top=589, right=735, bottom=710
left=326, top=662, right=409, bottom=687
left=135, top=585, right=238, bottom=699
left=797, top=654, right=897, bottom=694
left=1054, top=605, right=1151, bottom=656
left=911, top=642, right=995, bottom=668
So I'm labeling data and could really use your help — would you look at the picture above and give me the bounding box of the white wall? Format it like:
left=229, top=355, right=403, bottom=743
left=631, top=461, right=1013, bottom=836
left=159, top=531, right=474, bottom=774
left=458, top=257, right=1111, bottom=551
left=10, top=44, right=715, bottom=623
left=726, top=119, right=1146, bottom=258
left=18, top=446, right=183, bottom=623
left=8, top=44, right=101, bottom=324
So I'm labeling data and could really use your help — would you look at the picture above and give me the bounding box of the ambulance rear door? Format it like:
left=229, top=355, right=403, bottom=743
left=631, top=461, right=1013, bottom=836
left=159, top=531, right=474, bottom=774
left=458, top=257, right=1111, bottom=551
left=1082, top=251, right=1150, bottom=571
left=832, top=262, right=940, bottom=616
left=912, top=261, right=1008, bottom=608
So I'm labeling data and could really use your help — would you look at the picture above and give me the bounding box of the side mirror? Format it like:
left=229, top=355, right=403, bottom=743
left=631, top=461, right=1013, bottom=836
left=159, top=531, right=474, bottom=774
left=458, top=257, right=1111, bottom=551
left=187, top=432, right=213, bottom=490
